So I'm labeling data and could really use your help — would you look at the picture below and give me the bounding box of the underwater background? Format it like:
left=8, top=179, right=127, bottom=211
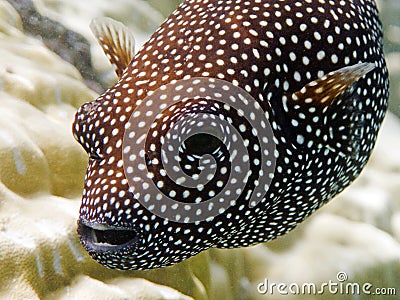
left=0, top=0, right=399, bottom=299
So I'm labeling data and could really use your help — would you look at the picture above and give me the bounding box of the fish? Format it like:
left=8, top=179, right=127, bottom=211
left=73, top=0, right=389, bottom=270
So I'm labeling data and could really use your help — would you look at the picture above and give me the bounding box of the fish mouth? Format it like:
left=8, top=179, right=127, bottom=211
left=77, top=219, right=139, bottom=252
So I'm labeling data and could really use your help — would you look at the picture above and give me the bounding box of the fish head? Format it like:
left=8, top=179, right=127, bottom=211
left=72, top=18, right=237, bottom=270
left=73, top=73, right=274, bottom=269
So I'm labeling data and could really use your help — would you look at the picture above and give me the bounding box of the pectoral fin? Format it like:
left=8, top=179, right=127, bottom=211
left=281, top=62, right=375, bottom=154
left=90, top=17, right=135, bottom=77
left=290, top=62, right=375, bottom=107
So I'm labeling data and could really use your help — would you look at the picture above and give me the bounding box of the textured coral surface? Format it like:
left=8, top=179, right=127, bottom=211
left=1, top=0, right=399, bottom=299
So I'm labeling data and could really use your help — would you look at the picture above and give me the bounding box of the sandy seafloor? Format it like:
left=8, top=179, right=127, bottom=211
left=0, top=0, right=399, bottom=299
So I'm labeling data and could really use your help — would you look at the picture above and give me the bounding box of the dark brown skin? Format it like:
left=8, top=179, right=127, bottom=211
left=73, top=0, right=389, bottom=270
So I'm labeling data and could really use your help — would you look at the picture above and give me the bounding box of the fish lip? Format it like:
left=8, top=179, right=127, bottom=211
left=77, top=219, right=139, bottom=253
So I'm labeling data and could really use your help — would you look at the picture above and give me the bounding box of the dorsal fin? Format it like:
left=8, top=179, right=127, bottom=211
left=90, top=17, right=135, bottom=77
left=279, top=62, right=375, bottom=154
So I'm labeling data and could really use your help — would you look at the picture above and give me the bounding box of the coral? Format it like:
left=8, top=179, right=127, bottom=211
left=5, top=0, right=101, bottom=92
left=1, top=0, right=399, bottom=299
left=0, top=1, right=203, bottom=299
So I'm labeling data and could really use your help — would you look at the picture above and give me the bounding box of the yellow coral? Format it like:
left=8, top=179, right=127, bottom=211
left=1, top=1, right=399, bottom=299
left=0, top=2, right=206, bottom=299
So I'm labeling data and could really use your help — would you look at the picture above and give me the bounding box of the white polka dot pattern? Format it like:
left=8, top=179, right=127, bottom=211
left=73, top=0, right=389, bottom=270
left=122, top=77, right=276, bottom=223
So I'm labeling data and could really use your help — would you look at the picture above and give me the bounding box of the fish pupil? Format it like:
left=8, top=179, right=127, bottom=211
left=185, top=133, right=222, bottom=155
left=183, top=133, right=221, bottom=156
left=179, top=133, right=227, bottom=179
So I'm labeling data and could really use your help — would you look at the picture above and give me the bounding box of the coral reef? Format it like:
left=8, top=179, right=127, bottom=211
left=0, top=0, right=399, bottom=299
left=0, top=1, right=202, bottom=298
left=5, top=0, right=101, bottom=92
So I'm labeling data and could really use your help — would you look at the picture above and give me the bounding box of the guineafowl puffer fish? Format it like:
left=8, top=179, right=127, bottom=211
left=73, top=0, right=389, bottom=270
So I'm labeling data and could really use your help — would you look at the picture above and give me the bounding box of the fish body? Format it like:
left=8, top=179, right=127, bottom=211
left=73, top=0, right=389, bottom=270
